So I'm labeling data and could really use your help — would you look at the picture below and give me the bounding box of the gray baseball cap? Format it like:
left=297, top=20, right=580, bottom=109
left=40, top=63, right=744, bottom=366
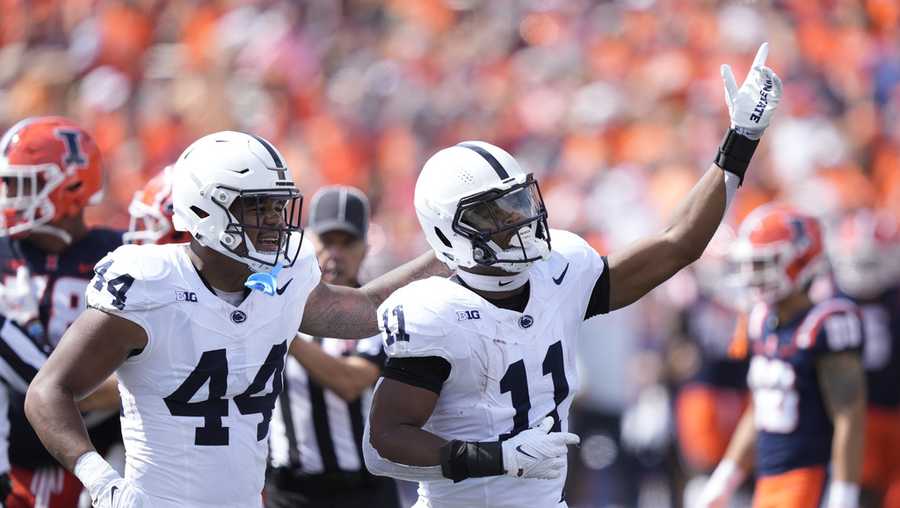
left=308, top=185, right=370, bottom=240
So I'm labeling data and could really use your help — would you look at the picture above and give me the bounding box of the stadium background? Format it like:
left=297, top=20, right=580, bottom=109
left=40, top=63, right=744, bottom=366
left=2, top=0, right=899, bottom=507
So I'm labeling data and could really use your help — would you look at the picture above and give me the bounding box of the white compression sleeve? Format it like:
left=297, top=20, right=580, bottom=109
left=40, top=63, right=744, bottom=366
left=723, top=170, right=740, bottom=214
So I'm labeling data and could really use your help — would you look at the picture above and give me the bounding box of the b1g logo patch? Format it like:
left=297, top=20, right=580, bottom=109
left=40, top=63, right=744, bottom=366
left=456, top=310, right=481, bottom=321
left=176, top=291, right=198, bottom=303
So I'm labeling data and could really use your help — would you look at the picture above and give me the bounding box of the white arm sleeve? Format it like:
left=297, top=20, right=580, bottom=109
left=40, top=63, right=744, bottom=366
left=362, top=421, right=445, bottom=482
left=724, top=170, right=740, bottom=213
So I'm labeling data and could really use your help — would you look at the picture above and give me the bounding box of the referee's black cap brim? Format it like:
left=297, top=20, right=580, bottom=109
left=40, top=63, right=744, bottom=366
left=309, top=220, right=365, bottom=239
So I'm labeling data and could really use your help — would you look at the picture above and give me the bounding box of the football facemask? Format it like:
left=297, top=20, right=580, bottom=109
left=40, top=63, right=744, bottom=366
left=730, top=205, right=824, bottom=305
left=452, top=175, right=550, bottom=271
left=734, top=251, right=792, bottom=304
left=221, top=189, right=304, bottom=270
left=0, top=167, right=61, bottom=235
left=125, top=164, right=191, bottom=245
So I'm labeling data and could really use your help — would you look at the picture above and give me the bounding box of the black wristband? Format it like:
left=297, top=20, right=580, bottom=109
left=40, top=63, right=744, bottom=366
left=439, top=440, right=505, bottom=483
left=714, top=128, right=759, bottom=185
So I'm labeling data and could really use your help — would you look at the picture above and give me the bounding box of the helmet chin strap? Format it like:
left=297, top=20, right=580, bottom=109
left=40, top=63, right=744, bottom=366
left=31, top=224, right=72, bottom=245
left=457, top=269, right=530, bottom=292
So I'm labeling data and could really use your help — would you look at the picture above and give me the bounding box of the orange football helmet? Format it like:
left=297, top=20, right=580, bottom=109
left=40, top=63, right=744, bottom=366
left=828, top=208, right=900, bottom=299
left=731, top=204, right=826, bottom=304
left=0, top=117, right=103, bottom=238
left=124, top=165, right=189, bottom=245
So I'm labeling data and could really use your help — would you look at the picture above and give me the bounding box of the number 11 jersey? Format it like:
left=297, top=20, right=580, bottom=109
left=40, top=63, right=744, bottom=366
left=373, top=230, right=608, bottom=508
left=85, top=240, right=320, bottom=508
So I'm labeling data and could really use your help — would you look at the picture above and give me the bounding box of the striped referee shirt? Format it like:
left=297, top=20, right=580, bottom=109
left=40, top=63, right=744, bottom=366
left=0, top=316, right=48, bottom=474
left=269, top=334, right=384, bottom=474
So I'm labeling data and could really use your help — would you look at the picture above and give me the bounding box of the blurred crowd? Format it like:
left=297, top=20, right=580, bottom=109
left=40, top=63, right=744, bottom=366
left=3, top=0, right=900, bottom=507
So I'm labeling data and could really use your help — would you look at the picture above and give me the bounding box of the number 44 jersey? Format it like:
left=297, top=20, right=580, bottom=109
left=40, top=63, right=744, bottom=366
left=85, top=240, right=320, bottom=508
left=372, top=230, right=608, bottom=508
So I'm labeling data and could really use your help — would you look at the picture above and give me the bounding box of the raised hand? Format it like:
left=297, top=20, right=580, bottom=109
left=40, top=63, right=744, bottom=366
left=721, top=42, right=783, bottom=140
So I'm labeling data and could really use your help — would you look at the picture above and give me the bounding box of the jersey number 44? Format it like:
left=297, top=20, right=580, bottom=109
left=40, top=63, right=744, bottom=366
left=163, top=341, right=287, bottom=446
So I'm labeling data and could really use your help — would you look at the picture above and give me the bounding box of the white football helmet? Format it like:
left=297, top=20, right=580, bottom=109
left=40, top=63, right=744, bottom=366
left=414, top=141, right=550, bottom=273
left=171, top=131, right=303, bottom=272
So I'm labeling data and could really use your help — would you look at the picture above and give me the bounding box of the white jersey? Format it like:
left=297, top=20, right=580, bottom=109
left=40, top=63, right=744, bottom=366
left=372, top=230, right=606, bottom=508
left=85, top=239, right=320, bottom=508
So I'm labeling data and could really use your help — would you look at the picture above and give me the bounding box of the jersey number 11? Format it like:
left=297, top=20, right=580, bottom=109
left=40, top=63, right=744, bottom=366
left=499, top=340, right=569, bottom=440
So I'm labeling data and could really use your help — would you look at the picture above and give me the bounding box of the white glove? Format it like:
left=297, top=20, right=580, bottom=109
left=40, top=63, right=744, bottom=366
left=501, top=416, right=580, bottom=480
left=721, top=42, right=783, bottom=140
left=697, top=460, right=746, bottom=508
left=74, top=452, right=143, bottom=508
left=826, top=481, right=859, bottom=508
left=0, top=266, right=42, bottom=329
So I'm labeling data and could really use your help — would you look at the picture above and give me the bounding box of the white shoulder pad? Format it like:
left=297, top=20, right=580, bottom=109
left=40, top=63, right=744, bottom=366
left=280, top=235, right=322, bottom=299
left=377, top=278, right=470, bottom=361
left=550, top=229, right=605, bottom=277
left=85, top=244, right=173, bottom=314
left=546, top=229, right=607, bottom=313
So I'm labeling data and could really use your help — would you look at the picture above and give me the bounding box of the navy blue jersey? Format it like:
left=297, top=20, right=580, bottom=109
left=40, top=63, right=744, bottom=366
left=0, top=228, right=123, bottom=469
left=855, top=288, right=900, bottom=409
left=681, top=296, right=748, bottom=390
left=744, top=298, right=864, bottom=476
left=0, top=229, right=123, bottom=347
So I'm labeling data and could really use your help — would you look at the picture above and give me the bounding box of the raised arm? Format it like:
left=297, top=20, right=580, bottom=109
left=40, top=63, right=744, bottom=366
left=300, top=251, right=450, bottom=339
left=606, top=43, right=782, bottom=311
left=608, top=165, right=727, bottom=309
left=817, top=352, right=866, bottom=507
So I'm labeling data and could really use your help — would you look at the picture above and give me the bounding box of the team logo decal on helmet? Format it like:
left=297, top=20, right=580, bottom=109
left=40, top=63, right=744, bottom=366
left=171, top=131, right=304, bottom=273
left=414, top=141, right=551, bottom=273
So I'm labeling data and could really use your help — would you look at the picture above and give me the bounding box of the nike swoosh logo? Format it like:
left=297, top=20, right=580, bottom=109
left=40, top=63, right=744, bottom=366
left=498, top=280, right=513, bottom=287
left=552, top=263, right=569, bottom=285
left=110, top=486, right=118, bottom=506
left=275, top=278, right=294, bottom=295
left=515, top=444, right=538, bottom=460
